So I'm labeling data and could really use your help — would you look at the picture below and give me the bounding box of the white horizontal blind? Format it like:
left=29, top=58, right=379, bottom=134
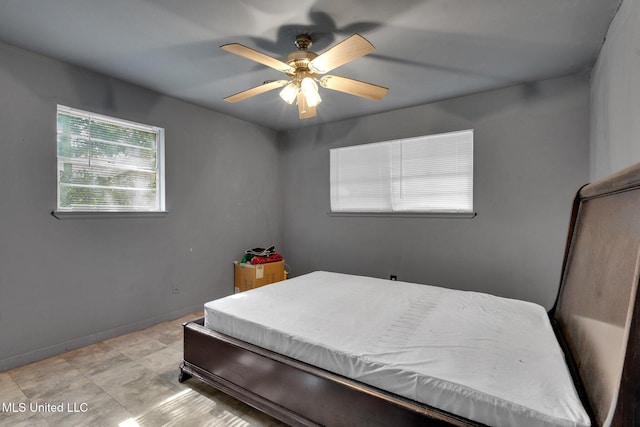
left=392, top=130, right=473, bottom=212
left=56, top=105, right=165, bottom=212
left=330, top=130, right=473, bottom=213
left=330, top=142, right=392, bottom=212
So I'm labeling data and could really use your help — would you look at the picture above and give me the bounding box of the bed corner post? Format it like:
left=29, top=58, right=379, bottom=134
left=611, top=272, right=640, bottom=427
left=549, top=186, right=585, bottom=317
left=178, top=361, right=192, bottom=383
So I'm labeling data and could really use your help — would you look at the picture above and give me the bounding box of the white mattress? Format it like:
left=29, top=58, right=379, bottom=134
left=204, top=271, right=590, bottom=427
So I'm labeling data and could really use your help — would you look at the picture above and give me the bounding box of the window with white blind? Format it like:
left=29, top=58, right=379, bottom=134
left=330, top=130, right=473, bottom=214
left=56, top=105, right=165, bottom=213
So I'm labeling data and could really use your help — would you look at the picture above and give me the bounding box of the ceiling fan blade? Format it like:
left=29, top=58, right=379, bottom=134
left=308, top=34, right=375, bottom=74
left=297, top=91, right=317, bottom=119
left=320, top=75, right=388, bottom=101
left=224, top=80, right=289, bottom=103
left=221, top=43, right=295, bottom=74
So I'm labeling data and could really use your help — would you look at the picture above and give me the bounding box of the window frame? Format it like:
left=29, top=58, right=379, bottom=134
left=53, top=105, right=167, bottom=219
left=329, top=130, right=475, bottom=218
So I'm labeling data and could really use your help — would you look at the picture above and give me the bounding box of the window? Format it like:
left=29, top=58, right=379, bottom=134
left=56, top=105, right=165, bottom=213
left=330, top=130, right=473, bottom=214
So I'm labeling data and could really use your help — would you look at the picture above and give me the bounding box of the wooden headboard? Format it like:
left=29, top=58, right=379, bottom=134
left=553, top=162, right=640, bottom=427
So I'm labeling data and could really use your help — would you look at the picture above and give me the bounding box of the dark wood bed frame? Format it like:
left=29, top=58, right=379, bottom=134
left=180, top=163, right=640, bottom=426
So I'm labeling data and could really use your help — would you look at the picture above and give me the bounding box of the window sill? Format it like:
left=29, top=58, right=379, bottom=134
left=327, top=212, right=477, bottom=219
left=51, top=211, right=169, bottom=220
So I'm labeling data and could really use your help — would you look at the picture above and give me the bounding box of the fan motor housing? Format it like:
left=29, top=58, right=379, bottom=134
left=286, top=50, right=318, bottom=72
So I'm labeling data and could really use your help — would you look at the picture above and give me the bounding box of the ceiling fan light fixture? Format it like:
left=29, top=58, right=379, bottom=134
left=279, top=82, right=298, bottom=104
left=301, top=77, right=321, bottom=107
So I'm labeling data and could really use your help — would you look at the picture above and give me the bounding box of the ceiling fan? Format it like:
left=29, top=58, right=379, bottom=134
left=220, top=33, right=388, bottom=119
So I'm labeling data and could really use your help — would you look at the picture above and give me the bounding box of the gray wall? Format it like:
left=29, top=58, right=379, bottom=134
left=0, top=36, right=595, bottom=370
left=280, top=74, right=590, bottom=309
left=590, top=0, right=640, bottom=180
left=0, top=42, right=281, bottom=370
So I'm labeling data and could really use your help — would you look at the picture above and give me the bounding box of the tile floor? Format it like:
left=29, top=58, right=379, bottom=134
left=0, top=312, right=286, bottom=426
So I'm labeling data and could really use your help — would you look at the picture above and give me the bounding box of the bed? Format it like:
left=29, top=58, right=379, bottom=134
left=180, top=162, right=640, bottom=426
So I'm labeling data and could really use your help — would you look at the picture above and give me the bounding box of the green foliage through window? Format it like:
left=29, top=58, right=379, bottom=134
left=56, top=105, right=165, bottom=212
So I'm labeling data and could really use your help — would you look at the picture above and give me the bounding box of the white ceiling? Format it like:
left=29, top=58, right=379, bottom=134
left=0, top=0, right=620, bottom=130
